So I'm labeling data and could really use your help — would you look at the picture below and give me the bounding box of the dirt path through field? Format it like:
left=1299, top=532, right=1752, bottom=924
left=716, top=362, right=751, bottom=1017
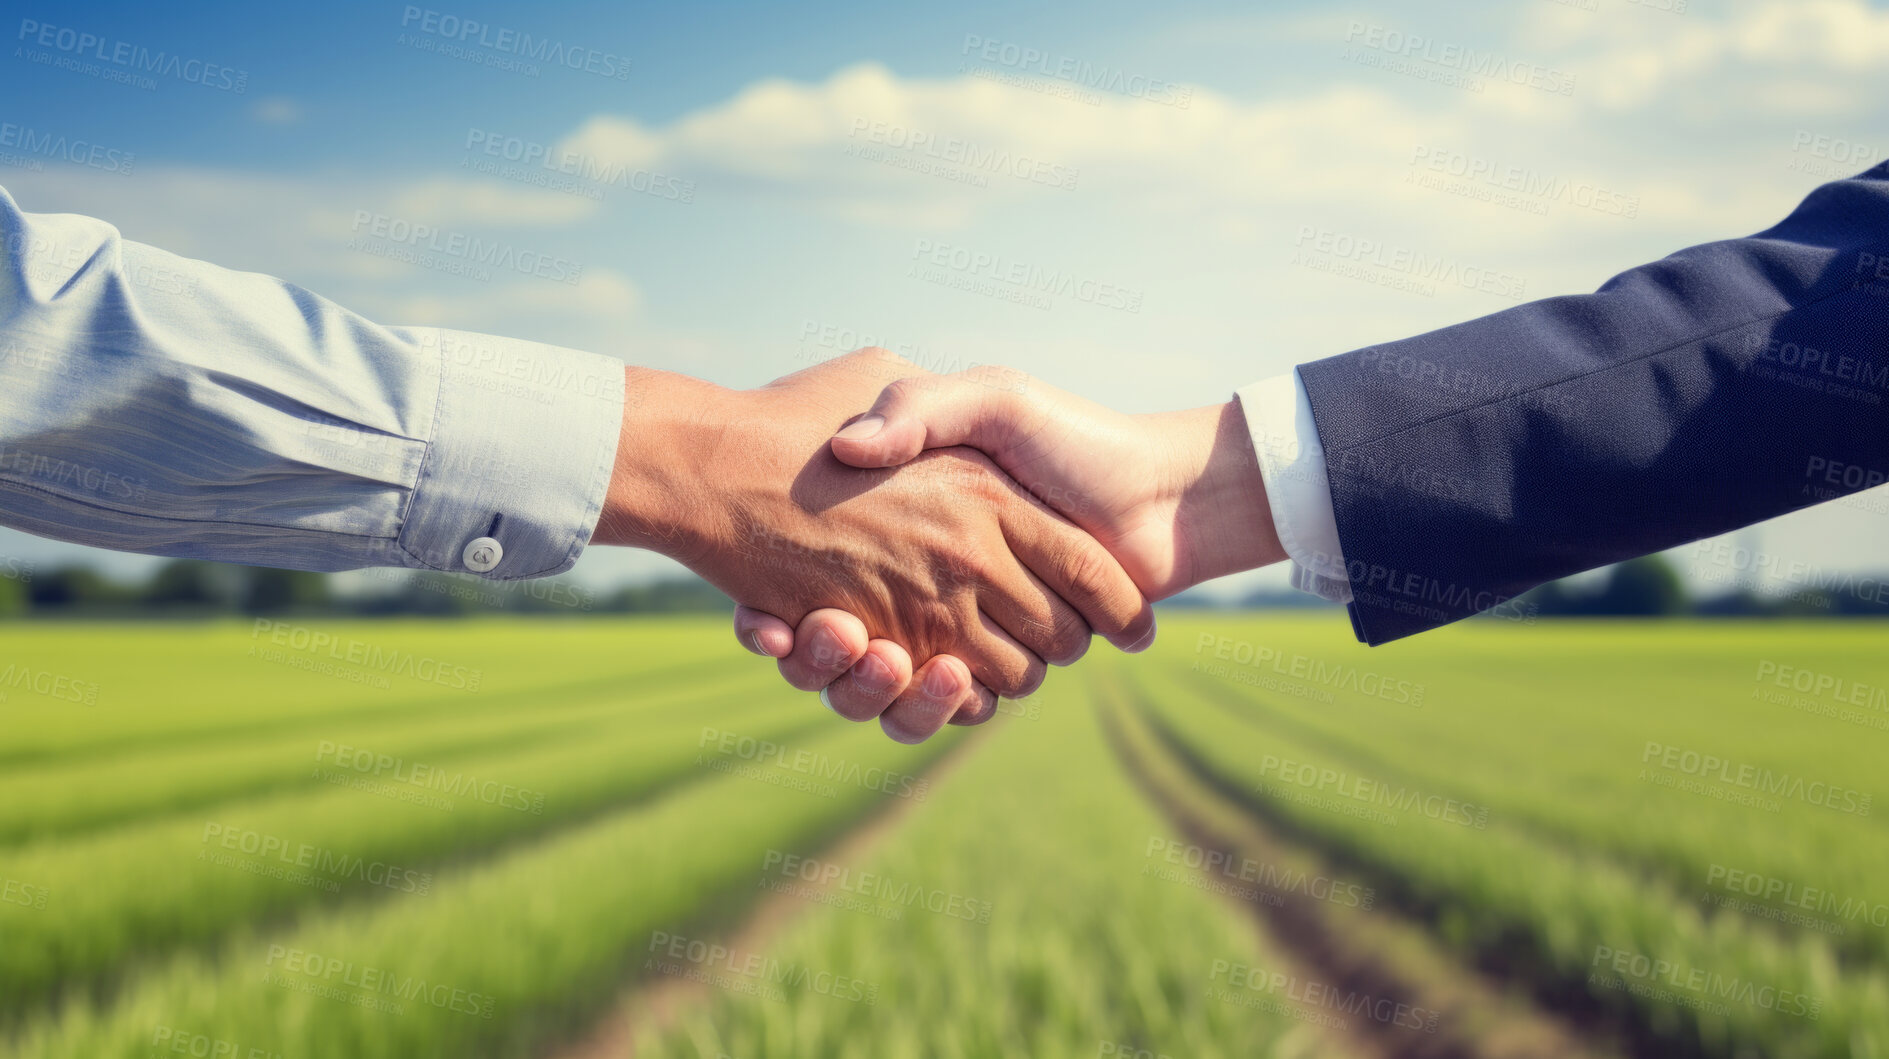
left=545, top=727, right=993, bottom=1059
left=1104, top=699, right=1631, bottom=1059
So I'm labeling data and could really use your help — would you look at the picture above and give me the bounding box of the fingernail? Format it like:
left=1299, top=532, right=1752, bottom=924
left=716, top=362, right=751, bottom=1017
left=852, top=654, right=894, bottom=695
left=1124, top=624, right=1157, bottom=654
left=835, top=414, right=885, bottom=441
left=811, top=627, right=849, bottom=668
left=923, top=664, right=959, bottom=700
left=819, top=687, right=840, bottom=714
left=747, top=631, right=769, bottom=657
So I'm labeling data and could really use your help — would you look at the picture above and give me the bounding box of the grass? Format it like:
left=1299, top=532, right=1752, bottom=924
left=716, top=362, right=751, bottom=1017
left=1140, top=616, right=1889, bottom=1059
left=639, top=678, right=1317, bottom=1059
left=0, top=686, right=821, bottom=1016
left=2, top=615, right=1882, bottom=1058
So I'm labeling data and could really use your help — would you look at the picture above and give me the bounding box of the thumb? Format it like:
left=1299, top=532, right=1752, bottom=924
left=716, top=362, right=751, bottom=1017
left=830, top=373, right=1023, bottom=469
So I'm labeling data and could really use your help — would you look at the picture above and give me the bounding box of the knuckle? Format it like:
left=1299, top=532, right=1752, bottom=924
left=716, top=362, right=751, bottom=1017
left=983, top=655, right=1039, bottom=699
left=952, top=691, right=998, bottom=726
left=936, top=549, right=985, bottom=594
left=840, top=348, right=918, bottom=387
left=1010, top=659, right=1047, bottom=700
left=852, top=345, right=907, bottom=368
left=959, top=364, right=1033, bottom=399
left=1048, top=610, right=1092, bottom=665
left=880, top=374, right=930, bottom=407
left=1053, top=543, right=1125, bottom=616
left=933, top=454, right=1003, bottom=503
left=909, top=597, right=960, bottom=639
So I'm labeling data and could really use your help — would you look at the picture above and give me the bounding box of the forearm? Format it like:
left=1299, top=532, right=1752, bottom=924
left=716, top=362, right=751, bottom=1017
left=0, top=184, right=622, bottom=579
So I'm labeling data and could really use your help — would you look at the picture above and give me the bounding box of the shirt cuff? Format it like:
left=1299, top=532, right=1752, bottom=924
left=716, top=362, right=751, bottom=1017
left=395, top=329, right=624, bottom=580
left=1235, top=370, right=1351, bottom=604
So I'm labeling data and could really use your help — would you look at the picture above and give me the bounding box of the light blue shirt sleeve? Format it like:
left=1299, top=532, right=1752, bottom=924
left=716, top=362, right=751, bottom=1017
left=1235, top=371, right=1352, bottom=604
left=0, top=184, right=624, bottom=580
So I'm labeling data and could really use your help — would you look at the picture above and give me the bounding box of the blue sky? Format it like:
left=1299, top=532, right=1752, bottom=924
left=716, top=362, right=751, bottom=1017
left=7, top=0, right=1337, bottom=167
left=5, top=0, right=1889, bottom=597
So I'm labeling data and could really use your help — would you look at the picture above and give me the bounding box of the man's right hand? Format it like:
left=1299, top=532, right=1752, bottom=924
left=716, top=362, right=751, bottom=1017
left=732, top=363, right=1289, bottom=730
left=828, top=366, right=1283, bottom=598
left=592, top=349, right=1155, bottom=739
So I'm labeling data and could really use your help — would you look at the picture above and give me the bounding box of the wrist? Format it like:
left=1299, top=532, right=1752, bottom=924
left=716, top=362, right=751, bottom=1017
left=591, top=367, right=735, bottom=560
left=1154, top=400, right=1285, bottom=592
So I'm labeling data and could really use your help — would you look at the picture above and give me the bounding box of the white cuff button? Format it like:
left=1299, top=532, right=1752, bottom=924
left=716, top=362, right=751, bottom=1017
left=463, top=536, right=503, bottom=573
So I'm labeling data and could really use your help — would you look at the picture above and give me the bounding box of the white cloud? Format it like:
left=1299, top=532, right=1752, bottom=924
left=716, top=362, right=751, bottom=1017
left=1735, top=0, right=1889, bottom=68
left=1517, top=0, right=1889, bottom=113
left=5, top=0, right=1887, bottom=585
left=555, top=62, right=1468, bottom=230
left=547, top=0, right=1889, bottom=243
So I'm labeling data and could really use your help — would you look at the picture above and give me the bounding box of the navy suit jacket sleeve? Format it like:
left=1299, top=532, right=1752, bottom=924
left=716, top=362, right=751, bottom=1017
left=1297, top=163, right=1889, bottom=645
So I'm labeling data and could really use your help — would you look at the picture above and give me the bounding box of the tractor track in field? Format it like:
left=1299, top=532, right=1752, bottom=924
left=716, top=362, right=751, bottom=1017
left=545, top=725, right=994, bottom=1059
left=1103, top=700, right=1641, bottom=1059
left=1, top=713, right=840, bottom=1042
left=1121, top=700, right=1711, bottom=1059
left=1194, top=670, right=1889, bottom=973
left=1176, top=674, right=1739, bottom=945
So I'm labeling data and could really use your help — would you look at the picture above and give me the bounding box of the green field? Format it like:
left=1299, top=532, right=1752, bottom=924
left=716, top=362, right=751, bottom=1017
left=2, top=616, right=1885, bottom=1058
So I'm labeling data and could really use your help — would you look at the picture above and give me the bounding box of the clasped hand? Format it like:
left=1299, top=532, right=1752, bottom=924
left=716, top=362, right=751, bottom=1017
left=597, top=347, right=1278, bottom=743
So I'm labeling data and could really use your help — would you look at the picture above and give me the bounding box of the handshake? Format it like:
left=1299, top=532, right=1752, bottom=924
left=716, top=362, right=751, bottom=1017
left=592, top=348, right=1287, bottom=744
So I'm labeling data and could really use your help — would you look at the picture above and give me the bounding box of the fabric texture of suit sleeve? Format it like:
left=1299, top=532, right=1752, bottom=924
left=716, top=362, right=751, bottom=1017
left=0, top=184, right=624, bottom=580
left=1297, top=163, right=1889, bottom=645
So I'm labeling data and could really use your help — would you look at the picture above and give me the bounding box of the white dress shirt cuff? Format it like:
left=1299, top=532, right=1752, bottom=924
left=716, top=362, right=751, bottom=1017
left=1235, top=371, right=1351, bottom=604
left=395, top=329, right=624, bottom=580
